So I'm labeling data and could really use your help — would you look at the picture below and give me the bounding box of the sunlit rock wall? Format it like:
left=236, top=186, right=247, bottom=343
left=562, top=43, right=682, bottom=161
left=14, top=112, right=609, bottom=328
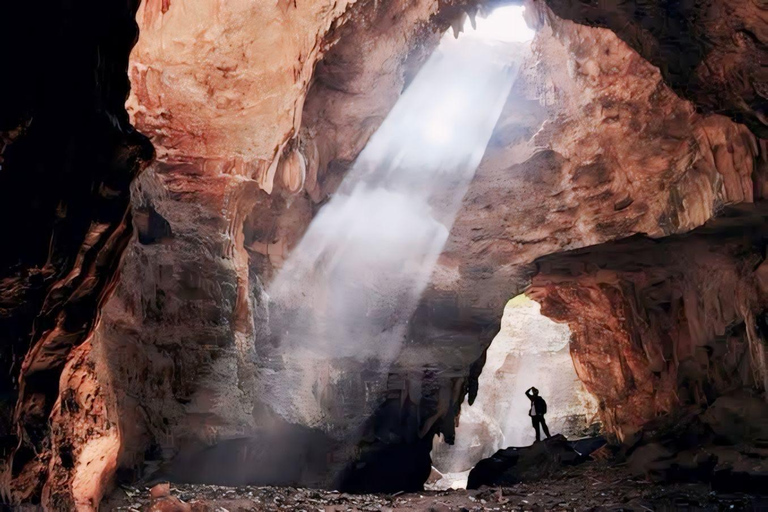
left=86, top=0, right=469, bottom=493
left=520, top=0, right=768, bottom=443
left=126, top=0, right=354, bottom=173
left=384, top=0, right=765, bottom=476
left=3, top=0, right=761, bottom=504
left=75, top=0, right=767, bottom=499
left=435, top=1, right=761, bottom=321
left=2, top=0, right=766, bottom=505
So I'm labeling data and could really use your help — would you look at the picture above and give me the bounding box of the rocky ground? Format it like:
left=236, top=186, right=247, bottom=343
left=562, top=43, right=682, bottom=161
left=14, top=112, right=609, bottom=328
left=103, top=460, right=767, bottom=511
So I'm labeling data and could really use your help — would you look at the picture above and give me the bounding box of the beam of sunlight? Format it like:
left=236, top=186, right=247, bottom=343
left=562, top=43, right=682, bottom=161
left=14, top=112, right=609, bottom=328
left=257, top=8, right=532, bottom=450
left=464, top=6, right=535, bottom=43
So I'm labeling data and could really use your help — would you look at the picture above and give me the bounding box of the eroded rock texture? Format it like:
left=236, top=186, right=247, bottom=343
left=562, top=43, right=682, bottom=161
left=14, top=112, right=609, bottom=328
left=434, top=1, right=763, bottom=327
left=0, top=0, right=152, bottom=508
left=529, top=208, right=768, bottom=441
left=543, top=0, right=768, bottom=138
left=389, top=0, right=766, bottom=481
left=85, top=0, right=474, bottom=499
left=104, top=0, right=767, bottom=497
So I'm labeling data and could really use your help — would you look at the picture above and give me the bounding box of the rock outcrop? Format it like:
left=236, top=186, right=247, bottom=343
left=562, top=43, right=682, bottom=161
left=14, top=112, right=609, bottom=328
left=84, top=0, right=471, bottom=499
left=542, top=0, right=768, bottom=138
left=466, top=434, right=588, bottom=489
left=529, top=208, right=768, bottom=441
left=373, top=0, right=766, bottom=484
left=0, top=0, right=152, bottom=508
left=616, top=394, right=768, bottom=493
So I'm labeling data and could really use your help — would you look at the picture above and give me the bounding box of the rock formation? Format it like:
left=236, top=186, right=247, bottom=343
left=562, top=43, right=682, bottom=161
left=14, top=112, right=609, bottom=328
left=0, top=0, right=153, bottom=508
left=529, top=209, right=768, bottom=441
left=466, top=434, right=588, bottom=489
left=543, top=0, right=768, bottom=138
left=376, top=0, right=765, bottom=486
left=0, top=0, right=766, bottom=508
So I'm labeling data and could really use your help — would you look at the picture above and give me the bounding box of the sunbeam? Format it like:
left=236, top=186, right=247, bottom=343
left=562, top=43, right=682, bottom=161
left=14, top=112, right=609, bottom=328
left=257, top=8, right=530, bottom=452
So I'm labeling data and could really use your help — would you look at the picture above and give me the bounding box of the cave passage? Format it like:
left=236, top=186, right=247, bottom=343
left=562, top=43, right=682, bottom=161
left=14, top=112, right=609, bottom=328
left=431, top=294, right=599, bottom=489
left=258, top=5, right=533, bottom=464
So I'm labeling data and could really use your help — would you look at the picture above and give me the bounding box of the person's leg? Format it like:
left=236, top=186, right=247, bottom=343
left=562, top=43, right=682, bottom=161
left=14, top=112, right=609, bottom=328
left=540, top=416, right=551, bottom=438
left=532, top=416, right=541, bottom=442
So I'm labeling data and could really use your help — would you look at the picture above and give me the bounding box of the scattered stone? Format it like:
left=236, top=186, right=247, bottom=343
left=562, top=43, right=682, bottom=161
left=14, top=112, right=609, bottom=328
left=150, top=483, right=171, bottom=500
left=101, top=460, right=768, bottom=511
left=702, top=392, right=768, bottom=445
left=147, top=483, right=191, bottom=512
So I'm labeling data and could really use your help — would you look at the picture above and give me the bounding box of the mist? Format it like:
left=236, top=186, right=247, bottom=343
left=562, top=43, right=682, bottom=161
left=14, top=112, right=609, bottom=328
left=258, top=7, right=530, bottom=442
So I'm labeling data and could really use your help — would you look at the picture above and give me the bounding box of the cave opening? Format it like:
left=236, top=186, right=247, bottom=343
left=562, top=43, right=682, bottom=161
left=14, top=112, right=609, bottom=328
left=430, top=293, right=599, bottom=490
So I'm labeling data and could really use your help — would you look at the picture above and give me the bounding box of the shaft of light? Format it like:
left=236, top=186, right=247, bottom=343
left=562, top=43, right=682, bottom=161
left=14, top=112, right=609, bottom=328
left=258, top=11, right=526, bottom=442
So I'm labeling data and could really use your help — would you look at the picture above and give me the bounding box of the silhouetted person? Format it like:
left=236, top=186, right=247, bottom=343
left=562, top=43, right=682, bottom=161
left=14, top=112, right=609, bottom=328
left=525, top=386, right=551, bottom=442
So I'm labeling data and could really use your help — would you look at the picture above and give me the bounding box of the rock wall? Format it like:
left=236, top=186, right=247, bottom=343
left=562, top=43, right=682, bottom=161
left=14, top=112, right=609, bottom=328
left=86, top=0, right=476, bottom=497
left=0, top=1, right=152, bottom=507
left=542, top=0, right=768, bottom=138
left=369, top=0, right=765, bottom=484
left=529, top=210, right=768, bottom=441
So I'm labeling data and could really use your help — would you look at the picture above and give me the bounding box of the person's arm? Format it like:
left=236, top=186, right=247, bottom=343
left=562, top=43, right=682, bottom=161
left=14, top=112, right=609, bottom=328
left=525, top=387, right=533, bottom=399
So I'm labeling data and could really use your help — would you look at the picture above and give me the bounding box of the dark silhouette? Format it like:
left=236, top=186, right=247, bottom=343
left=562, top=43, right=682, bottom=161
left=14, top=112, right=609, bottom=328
left=525, top=386, right=551, bottom=442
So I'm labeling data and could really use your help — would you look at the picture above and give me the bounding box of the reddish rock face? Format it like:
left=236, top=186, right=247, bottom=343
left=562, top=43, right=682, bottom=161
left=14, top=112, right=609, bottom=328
left=543, top=0, right=768, bottom=138
left=433, top=2, right=762, bottom=325
left=0, top=0, right=766, bottom=507
left=529, top=211, right=768, bottom=441
left=89, top=0, right=463, bottom=497
left=401, top=1, right=766, bottom=465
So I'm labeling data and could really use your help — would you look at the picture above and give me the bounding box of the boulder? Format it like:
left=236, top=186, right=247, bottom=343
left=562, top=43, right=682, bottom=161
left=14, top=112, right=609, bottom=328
left=467, top=435, right=585, bottom=489
left=702, top=392, right=768, bottom=445
left=147, top=483, right=191, bottom=512
left=622, top=403, right=768, bottom=491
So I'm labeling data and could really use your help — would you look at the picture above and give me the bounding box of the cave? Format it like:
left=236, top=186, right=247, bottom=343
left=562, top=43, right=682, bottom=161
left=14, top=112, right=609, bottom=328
left=1, top=0, right=767, bottom=510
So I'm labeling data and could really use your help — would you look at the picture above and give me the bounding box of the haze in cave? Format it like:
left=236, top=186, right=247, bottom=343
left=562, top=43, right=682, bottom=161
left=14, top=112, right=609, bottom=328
left=261, top=6, right=525, bottom=442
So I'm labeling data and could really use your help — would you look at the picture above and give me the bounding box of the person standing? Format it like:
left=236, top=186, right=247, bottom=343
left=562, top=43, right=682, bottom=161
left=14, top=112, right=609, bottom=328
left=525, top=386, right=551, bottom=442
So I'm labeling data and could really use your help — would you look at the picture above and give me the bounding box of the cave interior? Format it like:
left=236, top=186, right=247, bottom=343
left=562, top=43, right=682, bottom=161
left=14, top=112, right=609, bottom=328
left=1, top=0, right=767, bottom=509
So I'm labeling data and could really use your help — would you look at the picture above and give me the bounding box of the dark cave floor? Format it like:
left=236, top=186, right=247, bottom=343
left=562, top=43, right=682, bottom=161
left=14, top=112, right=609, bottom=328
left=103, top=459, right=767, bottom=511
